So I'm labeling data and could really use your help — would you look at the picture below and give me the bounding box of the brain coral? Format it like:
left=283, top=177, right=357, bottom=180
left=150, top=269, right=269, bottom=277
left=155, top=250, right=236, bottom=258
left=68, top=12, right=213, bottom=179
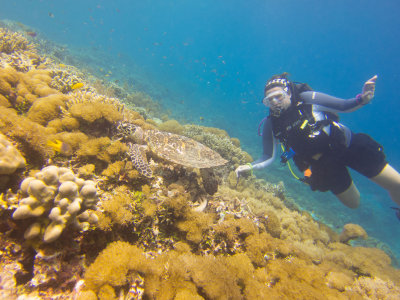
left=12, top=165, right=99, bottom=243
left=0, top=133, right=25, bottom=174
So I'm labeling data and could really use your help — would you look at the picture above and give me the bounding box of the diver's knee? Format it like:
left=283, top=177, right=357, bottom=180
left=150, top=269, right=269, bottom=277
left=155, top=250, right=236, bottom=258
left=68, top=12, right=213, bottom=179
left=335, top=183, right=360, bottom=209
left=371, top=164, right=400, bottom=188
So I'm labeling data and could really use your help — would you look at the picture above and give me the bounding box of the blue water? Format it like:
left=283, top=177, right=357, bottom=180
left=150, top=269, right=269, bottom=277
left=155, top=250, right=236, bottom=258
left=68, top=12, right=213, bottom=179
left=2, top=0, right=400, bottom=261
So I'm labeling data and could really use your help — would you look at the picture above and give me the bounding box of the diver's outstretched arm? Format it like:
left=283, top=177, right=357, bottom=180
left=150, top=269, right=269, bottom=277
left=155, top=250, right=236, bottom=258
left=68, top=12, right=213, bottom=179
left=299, top=75, right=378, bottom=113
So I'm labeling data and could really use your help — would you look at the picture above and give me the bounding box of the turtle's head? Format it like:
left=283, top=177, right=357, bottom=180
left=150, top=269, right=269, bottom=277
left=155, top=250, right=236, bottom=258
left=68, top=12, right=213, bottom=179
left=115, top=121, right=145, bottom=143
left=131, top=126, right=145, bottom=143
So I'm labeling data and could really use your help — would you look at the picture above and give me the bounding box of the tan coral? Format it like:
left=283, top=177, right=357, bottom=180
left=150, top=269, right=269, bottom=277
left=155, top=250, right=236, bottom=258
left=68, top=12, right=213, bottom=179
left=0, top=28, right=48, bottom=72
left=12, top=165, right=100, bottom=243
left=339, top=223, right=368, bottom=243
left=0, top=133, right=25, bottom=174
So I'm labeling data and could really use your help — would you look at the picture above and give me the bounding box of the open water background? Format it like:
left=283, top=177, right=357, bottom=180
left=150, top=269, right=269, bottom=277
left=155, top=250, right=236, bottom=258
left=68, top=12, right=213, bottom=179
left=2, top=0, right=400, bottom=262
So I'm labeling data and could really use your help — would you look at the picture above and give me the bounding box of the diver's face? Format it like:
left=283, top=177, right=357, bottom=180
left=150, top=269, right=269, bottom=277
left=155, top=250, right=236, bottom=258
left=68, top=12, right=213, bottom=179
left=263, top=86, right=291, bottom=114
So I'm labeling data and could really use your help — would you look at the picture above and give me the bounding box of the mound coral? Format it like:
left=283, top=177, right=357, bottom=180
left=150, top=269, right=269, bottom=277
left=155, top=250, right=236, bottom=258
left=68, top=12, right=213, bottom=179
left=0, top=133, right=25, bottom=174
left=27, top=93, right=67, bottom=125
left=183, top=124, right=252, bottom=166
left=12, top=165, right=99, bottom=243
left=0, top=107, right=54, bottom=164
left=339, top=223, right=368, bottom=243
left=157, top=119, right=184, bottom=135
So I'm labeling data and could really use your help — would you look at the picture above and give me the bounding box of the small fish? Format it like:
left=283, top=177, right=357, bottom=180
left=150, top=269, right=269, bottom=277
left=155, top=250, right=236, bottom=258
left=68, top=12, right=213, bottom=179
left=199, top=116, right=204, bottom=122
left=71, top=82, right=84, bottom=90
left=26, top=31, right=37, bottom=37
left=59, top=63, right=66, bottom=68
left=48, top=12, right=55, bottom=18
left=47, top=140, right=72, bottom=155
left=391, top=207, right=400, bottom=221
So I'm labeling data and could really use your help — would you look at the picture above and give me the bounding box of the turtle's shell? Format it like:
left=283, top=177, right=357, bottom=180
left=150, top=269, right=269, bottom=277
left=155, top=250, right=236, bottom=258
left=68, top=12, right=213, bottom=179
left=145, top=130, right=227, bottom=168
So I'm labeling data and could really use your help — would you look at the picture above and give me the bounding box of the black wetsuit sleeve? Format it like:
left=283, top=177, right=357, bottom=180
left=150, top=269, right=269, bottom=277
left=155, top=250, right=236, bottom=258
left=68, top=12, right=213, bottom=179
left=252, top=117, right=276, bottom=170
left=300, top=91, right=361, bottom=112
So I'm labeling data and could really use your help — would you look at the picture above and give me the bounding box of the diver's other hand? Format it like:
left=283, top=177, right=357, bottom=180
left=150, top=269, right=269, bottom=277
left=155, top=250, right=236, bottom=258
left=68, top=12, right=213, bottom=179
left=361, top=75, right=378, bottom=104
left=235, top=164, right=251, bottom=177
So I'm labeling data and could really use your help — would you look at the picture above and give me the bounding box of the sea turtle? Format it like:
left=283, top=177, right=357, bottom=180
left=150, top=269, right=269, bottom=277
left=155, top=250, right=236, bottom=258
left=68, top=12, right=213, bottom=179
left=114, top=121, right=228, bottom=178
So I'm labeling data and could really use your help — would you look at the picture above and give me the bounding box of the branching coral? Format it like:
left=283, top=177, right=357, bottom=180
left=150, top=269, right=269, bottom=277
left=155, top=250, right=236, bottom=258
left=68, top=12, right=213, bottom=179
left=11, top=165, right=99, bottom=243
left=49, top=66, right=92, bottom=94
left=346, top=276, right=400, bottom=299
left=0, top=28, right=35, bottom=54
left=0, top=28, right=48, bottom=71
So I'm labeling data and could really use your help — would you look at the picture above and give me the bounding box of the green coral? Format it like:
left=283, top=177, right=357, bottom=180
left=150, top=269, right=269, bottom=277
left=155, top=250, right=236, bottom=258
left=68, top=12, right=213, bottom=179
left=97, top=186, right=144, bottom=230
left=183, top=124, right=252, bottom=165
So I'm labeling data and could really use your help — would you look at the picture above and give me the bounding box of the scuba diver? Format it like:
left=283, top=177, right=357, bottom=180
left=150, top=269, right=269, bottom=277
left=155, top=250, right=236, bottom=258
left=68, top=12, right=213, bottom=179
left=235, top=73, right=400, bottom=209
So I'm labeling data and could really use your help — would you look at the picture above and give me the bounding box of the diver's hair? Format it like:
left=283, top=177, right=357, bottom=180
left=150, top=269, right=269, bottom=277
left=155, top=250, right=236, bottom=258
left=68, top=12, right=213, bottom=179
left=264, top=72, right=292, bottom=94
left=267, top=72, right=291, bottom=82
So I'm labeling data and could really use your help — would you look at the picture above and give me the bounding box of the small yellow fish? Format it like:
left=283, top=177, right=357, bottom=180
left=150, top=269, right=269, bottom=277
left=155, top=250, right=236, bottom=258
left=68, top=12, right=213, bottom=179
left=105, top=74, right=110, bottom=77
left=108, top=70, right=112, bottom=74
left=59, top=63, right=66, bottom=68
left=47, top=140, right=72, bottom=155
left=71, top=82, right=84, bottom=90
left=199, top=116, right=204, bottom=121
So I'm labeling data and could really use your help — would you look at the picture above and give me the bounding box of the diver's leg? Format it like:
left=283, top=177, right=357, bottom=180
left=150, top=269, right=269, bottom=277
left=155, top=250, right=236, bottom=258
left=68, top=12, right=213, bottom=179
left=334, top=181, right=360, bottom=209
left=370, top=164, right=400, bottom=206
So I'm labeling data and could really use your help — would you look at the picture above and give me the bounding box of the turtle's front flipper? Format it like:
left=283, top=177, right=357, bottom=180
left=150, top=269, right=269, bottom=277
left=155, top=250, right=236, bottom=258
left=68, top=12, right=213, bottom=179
left=127, top=143, right=153, bottom=178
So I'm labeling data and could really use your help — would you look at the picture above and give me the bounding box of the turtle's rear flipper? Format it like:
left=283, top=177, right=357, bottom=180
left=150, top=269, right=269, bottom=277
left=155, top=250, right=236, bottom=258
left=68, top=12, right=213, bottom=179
left=127, top=143, right=153, bottom=178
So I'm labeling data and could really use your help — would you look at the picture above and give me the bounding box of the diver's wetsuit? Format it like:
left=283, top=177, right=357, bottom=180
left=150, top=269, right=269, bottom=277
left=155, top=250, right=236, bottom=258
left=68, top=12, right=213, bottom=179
left=253, top=91, right=387, bottom=195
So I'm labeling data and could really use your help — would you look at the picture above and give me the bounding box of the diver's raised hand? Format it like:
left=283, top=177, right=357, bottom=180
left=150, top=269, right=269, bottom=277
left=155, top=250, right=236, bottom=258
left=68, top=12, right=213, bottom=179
left=360, top=75, right=377, bottom=104
left=235, top=164, right=251, bottom=177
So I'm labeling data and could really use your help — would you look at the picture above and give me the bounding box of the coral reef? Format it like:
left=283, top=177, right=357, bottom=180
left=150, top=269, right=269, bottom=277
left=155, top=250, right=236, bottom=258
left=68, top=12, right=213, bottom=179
left=0, top=24, right=399, bottom=300
left=11, top=165, right=99, bottom=243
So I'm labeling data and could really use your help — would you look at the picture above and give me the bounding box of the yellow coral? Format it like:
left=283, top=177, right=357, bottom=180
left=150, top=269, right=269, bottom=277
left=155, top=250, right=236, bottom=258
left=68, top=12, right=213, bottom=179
left=27, top=94, right=67, bottom=125
left=76, top=137, right=111, bottom=158
left=69, top=102, right=122, bottom=123
left=0, top=106, right=53, bottom=163
left=177, top=211, right=215, bottom=244
left=84, top=241, right=149, bottom=291
left=158, top=119, right=184, bottom=134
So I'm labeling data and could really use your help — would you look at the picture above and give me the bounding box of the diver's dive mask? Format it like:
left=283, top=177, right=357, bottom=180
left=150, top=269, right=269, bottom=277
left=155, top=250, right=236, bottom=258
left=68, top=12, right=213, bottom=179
left=262, top=89, right=289, bottom=107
